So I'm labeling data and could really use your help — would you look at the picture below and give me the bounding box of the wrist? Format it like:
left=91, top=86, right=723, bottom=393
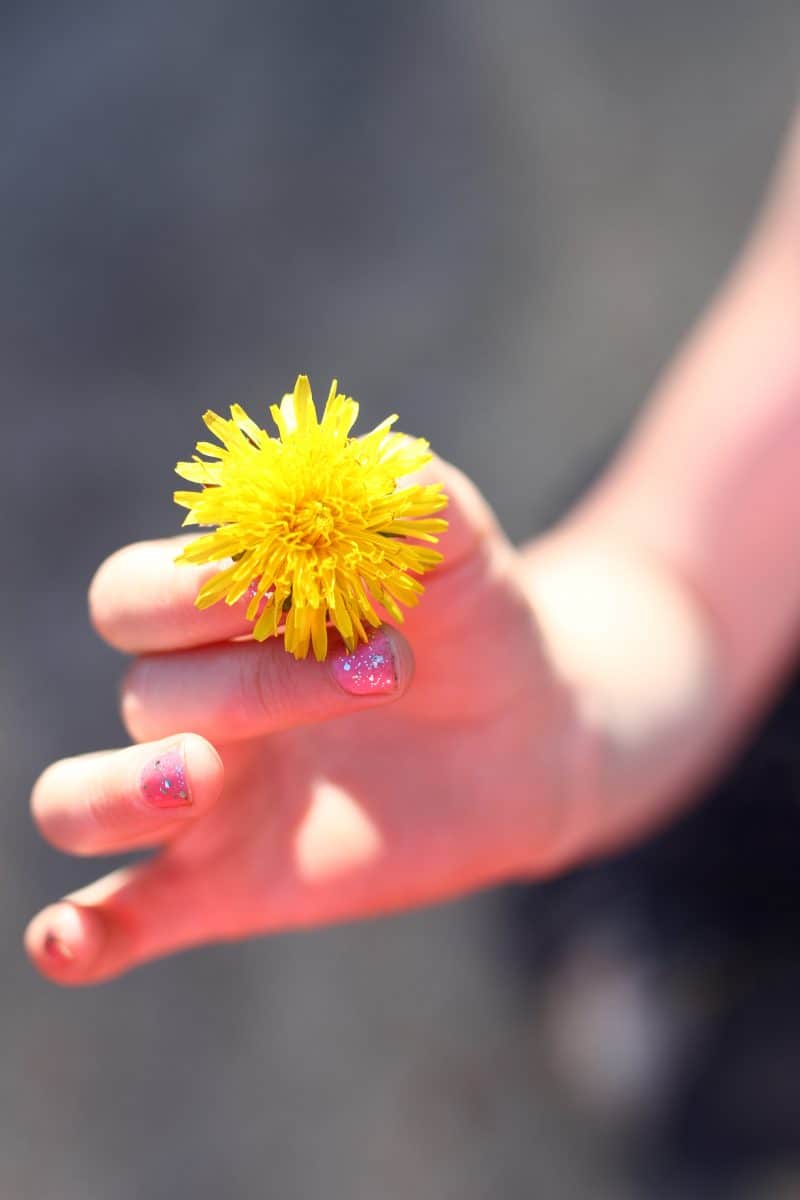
left=517, top=527, right=730, bottom=862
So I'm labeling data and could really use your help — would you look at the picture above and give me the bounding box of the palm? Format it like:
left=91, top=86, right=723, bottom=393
left=162, top=527, right=563, bottom=942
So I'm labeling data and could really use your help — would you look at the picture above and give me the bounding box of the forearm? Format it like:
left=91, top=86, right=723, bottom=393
left=520, top=121, right=800, bottom=862
left=576, top=219, right=800, bottom=715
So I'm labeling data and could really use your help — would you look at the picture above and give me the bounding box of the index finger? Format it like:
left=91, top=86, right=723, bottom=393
left=89, top=536, right=254, bottom=653
left=89, top=457, right=495, bottom=655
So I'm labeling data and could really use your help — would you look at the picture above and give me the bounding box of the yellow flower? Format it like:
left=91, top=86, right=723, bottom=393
left=174, top=375, right=448, bottom=660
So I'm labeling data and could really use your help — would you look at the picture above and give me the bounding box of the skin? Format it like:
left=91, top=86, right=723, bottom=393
left=26, top=109, right=800, bottom=985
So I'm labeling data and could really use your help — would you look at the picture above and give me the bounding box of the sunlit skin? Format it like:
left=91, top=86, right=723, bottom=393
left=26, top=109, right=800, bottom=984
left=29, top=465, right=588, bottom=983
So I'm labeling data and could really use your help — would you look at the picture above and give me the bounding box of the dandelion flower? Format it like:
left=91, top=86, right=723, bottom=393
left=174, top=375, right=448, bottom=660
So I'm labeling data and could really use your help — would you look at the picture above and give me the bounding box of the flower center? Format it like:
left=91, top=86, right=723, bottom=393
left=285, top=497, right=337, bottom=547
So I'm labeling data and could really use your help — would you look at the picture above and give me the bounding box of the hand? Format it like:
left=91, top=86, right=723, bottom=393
left=27, top=109, right=800, bottom=986
left=25, top=460, right=584, bottom=985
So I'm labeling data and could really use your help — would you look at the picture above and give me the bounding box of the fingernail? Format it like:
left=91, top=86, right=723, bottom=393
left=44, top=931, right=75, bottom=962
left=140, top=745, right=191, bottom=808
left=35, top=903, right=104, bottom=971
left=330, top=629, right=398, bottom=696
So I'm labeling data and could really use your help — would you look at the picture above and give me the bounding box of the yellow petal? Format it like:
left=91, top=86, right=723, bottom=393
left=174, top=375, right=448, bottom=659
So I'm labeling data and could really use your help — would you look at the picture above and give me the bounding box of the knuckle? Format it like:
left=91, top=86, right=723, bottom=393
left=243, top=647, right=293, bottom=731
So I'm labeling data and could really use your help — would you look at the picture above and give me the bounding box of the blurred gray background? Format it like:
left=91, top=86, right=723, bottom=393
left=3, top=2, right=800, bottom=1197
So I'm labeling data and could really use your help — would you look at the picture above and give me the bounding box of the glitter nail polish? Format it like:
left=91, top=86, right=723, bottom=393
left=140, top=746, right=191, bottom=808
left=246, top=579, right=275, bottom=609
left=331, top=630, right=397, bottom=696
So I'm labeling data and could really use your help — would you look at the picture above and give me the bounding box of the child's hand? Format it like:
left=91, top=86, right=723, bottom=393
left=30, top=111, right=800, bottom=985
left=26, top=460, right=584, bottom=984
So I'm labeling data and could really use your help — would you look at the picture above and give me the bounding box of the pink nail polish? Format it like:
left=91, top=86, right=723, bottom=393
left=43, top=931, right=75, bottom=962
left=331, top=630, right=397, bottom=696
left=140, top=746, right=191, bottom=808
left=247, top=579, right=275, bottom=601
